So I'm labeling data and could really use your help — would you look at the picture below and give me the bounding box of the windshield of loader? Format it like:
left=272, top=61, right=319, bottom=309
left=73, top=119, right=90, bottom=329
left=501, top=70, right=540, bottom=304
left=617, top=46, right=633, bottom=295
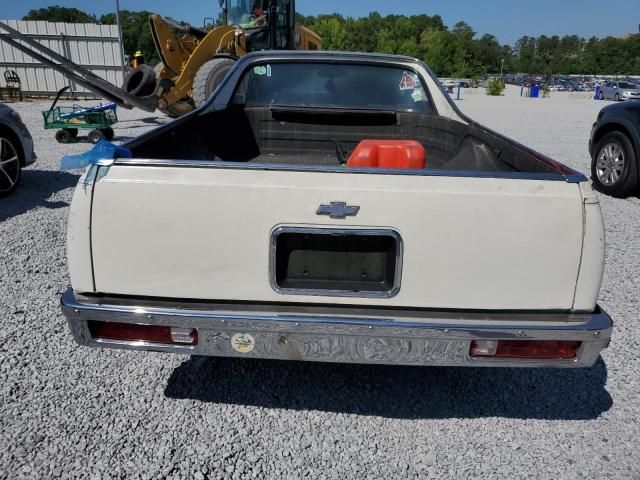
left=232, top=62, right=433, bottom=113
left=227, top=0, right=279, bottom=28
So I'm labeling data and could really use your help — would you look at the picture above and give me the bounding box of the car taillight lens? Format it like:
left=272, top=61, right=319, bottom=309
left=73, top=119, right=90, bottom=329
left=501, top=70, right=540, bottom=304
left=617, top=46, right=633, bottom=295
left=534, top=154, right=579, bottom=176
left=88, top=321, right=197, bottom=345
left=469, top=340, right=581, bottom=360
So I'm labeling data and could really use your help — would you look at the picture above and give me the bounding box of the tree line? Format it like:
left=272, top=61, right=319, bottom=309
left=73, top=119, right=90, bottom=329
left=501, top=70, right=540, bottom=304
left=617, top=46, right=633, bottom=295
left=22, top=6, right=640, bottom=76
left=299, top=12, right=640, bottom=76
left=22, top=6, right=162, bottom=64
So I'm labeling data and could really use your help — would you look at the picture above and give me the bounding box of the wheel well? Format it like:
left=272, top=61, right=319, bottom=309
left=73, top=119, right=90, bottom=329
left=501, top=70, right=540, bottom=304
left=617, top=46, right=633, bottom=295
left=0, top=124, right=25, bottom=167
left=213, top=53, right=239, bottom=61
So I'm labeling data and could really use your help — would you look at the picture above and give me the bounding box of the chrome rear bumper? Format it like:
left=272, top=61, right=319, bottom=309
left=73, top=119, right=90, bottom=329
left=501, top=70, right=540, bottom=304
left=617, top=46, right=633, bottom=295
left=61, top=289, right=612, bottom=368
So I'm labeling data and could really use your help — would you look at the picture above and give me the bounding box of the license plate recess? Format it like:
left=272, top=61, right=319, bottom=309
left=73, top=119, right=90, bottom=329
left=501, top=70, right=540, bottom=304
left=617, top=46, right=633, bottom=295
left=270, top=227, right=402, bottom=298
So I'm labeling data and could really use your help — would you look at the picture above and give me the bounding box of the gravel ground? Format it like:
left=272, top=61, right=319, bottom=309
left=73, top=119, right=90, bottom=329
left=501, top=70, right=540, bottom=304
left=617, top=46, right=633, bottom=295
left=1, top=90, right=638, bottom=480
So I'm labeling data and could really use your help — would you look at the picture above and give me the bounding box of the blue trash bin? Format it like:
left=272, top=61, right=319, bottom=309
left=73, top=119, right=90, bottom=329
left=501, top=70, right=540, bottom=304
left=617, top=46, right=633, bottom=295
left=531, top=84, right=540, bottom=98
left=594, top=85, right=601, bottom=100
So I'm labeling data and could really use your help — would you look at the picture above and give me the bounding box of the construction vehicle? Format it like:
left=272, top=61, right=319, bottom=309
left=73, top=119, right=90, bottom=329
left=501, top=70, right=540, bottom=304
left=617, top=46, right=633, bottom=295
left=132, top=0, right=322, bottom=116
left=0, top=0, right=320, bottom=117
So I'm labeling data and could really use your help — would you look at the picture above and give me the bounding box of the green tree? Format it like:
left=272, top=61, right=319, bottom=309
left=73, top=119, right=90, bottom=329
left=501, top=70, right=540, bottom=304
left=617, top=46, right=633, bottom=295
left=23, top=6, right=97, bottom=23
left=515, top=36, right=536, bottom=72
left=450, top=21, right=482, bottom=77
left=20, top=7, right=640, bottom=76
left=100, top=11, right=160, bottom=65
left=486, top=77, right=504, bottom=96
left=475, top=34, right=504, bottom=73
left=308, top=15, right=348, bottom=51
left=421, top=28, right=455, bottom=76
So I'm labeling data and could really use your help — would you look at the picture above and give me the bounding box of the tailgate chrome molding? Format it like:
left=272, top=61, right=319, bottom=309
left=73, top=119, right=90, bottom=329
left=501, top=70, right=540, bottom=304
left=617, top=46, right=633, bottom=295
left=61, top=289, right=612, bottom=368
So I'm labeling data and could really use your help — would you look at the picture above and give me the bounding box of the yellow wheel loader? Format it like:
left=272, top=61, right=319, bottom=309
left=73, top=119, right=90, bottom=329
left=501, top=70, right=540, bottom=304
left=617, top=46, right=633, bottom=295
left=0, top=0, right=320, bottom=118
left=123, top=0, right=321, bottom=116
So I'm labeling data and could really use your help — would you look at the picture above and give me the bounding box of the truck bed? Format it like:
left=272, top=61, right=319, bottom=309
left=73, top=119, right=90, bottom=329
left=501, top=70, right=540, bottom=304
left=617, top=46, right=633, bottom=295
left=129, top=106, right=555, bottom=174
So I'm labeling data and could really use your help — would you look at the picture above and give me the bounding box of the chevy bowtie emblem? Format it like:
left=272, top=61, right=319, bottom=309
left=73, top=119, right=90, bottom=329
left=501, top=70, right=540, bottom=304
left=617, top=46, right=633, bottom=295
left=316, top=202, right=360, bottom=219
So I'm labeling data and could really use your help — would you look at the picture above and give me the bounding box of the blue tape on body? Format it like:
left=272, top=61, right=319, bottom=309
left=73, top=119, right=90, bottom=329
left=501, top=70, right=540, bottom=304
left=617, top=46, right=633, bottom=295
left=60, top=140, right=132, bottom=170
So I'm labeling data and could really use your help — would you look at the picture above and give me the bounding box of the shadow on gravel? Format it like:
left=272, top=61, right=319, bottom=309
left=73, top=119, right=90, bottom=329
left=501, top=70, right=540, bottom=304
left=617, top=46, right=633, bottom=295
left=0, top=169, right=79, bottom=223
left=116, top=117, right=169, bottom=128
left=164, top=356, right=612, bottom=420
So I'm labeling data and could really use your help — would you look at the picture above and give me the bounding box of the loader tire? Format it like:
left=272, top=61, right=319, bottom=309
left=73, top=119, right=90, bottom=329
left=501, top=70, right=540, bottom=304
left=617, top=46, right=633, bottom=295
left=153, top=62, right=165, bottom=77
left=158, top=99, right=195, bottom=118
left=123, top=64, right=156, bottom=97
left=152, top=62, right=194, bottom=118
left=192, top=58, right=235, bottom=108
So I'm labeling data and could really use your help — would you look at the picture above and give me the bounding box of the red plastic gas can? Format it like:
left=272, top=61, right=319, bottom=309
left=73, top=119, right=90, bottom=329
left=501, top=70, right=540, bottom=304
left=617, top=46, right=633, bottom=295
left=346, top=140, right=426, bottom=169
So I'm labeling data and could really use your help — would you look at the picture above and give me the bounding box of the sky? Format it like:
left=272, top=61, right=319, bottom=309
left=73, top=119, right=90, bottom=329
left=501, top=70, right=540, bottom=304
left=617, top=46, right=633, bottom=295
left=2, top=0, right=639, bottom=45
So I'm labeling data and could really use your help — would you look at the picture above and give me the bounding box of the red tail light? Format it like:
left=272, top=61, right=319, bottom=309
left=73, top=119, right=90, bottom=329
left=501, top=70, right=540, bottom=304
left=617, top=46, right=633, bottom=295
left=88, top=321, right=197, bottom=346
left=469, top=340, right=581, bottom=360
left=533, top=154, right=579, bottom=176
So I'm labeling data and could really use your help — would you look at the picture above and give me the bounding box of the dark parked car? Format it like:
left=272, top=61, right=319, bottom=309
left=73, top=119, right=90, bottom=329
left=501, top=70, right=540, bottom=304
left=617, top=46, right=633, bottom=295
left=0, top=102, right=36, bottom=197
left=589, top=101, right=640, bottom=197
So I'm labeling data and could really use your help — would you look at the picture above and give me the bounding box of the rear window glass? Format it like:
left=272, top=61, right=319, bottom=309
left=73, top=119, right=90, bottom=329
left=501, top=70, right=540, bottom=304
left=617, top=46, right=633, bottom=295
left=232, top=62, right=432, bottom=113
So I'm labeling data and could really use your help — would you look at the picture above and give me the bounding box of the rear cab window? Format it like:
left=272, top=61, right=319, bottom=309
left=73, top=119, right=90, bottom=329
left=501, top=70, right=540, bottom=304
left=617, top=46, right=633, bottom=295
left=232, top=62, right=433, bottom=113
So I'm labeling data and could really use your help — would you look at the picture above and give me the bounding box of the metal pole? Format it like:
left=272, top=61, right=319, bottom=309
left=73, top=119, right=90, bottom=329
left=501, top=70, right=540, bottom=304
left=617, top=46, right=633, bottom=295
left=60, top=33, right=77, bottom=98
left=115, top=0, right=126, bottom=83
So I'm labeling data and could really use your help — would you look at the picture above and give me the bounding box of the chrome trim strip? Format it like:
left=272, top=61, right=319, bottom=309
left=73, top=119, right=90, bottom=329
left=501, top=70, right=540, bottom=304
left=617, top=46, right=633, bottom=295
left=112, top=158, right=568, bottom=181
left=61, top=290, right=612, bottom=368
left=94, top=337, right=197, bottom=351
left=268, top=227, right=403, bottom=299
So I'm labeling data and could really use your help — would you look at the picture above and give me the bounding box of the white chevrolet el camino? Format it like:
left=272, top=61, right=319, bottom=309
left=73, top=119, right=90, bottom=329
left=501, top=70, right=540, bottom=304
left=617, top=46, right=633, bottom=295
left=61, top=52, right=612, bottom=368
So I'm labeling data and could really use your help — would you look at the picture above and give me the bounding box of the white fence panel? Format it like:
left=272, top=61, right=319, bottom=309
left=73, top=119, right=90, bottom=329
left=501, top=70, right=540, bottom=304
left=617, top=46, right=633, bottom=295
left=0, top=19, right=124, bottom=98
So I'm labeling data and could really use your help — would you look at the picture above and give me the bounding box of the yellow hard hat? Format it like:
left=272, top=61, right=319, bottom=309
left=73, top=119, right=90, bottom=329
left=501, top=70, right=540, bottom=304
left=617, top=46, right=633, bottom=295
left=134, top=50, right=144, bottom=57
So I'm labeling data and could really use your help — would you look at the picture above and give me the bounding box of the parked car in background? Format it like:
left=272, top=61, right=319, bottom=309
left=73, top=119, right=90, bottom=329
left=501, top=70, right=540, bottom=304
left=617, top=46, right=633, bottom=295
left=589, top=101, right=640, bottom=197
left=0, top=102, right=36, bottom=197
left=599, top=81, right=640, bottom=101
left=61, top=51, right=612, bottom=369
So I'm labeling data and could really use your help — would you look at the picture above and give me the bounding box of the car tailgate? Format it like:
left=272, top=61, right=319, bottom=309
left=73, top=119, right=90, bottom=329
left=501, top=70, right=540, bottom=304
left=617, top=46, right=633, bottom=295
left=88, top=163, right=585, bottom=311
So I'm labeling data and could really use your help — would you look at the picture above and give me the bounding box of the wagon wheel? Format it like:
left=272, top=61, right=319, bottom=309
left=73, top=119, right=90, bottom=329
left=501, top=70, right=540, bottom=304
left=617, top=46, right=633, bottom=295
left=88, top=129, right=104, bottom=144
left=55, top=129, right=73, bottom=144
left=100, top=127, right=115, bottom=141
left=64, top=128, right=78, bottom=138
